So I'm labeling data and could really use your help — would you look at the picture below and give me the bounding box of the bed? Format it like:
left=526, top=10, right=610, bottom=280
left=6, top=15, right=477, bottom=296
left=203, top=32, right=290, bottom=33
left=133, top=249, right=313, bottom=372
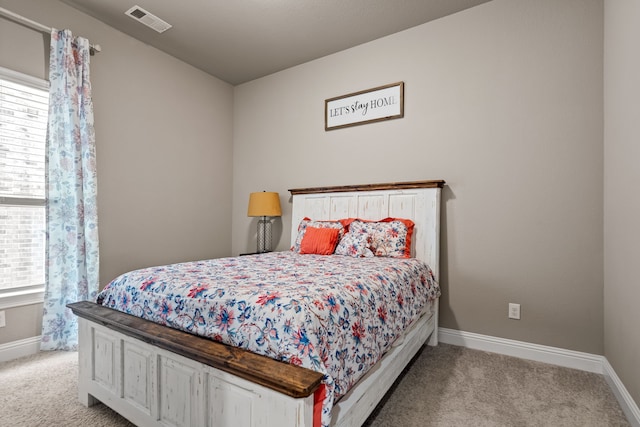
left=68, top=179, right=444, bottom=427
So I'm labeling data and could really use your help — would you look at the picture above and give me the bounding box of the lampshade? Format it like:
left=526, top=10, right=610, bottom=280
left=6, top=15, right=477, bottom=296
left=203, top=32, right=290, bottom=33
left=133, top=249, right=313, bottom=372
left=247, top=192, right=282, bottom=217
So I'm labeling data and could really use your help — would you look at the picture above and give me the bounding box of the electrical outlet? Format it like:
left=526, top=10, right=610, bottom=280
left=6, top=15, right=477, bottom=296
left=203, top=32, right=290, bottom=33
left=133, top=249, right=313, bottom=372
left=0, top=310, right=5, bottom=328
left=508, top=303, right=521, bottom=320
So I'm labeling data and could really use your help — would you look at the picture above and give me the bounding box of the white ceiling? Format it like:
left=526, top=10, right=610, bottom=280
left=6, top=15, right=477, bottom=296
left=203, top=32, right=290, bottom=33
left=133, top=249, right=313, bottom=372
left=60, top=0, right=492, bottom=85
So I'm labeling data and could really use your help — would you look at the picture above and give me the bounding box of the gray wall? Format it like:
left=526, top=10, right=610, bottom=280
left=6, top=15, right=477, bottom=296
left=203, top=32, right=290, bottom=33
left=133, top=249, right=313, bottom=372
left=0, top=0, right=234, bottom=345
left=604, top=0, right=640, bottom=407
left=232, top=0, right=605, bottom=355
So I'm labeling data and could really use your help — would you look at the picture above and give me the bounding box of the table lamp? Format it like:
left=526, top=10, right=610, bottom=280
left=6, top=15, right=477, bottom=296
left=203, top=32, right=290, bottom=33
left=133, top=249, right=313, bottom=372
left=247, top=191, right=282, bottom=253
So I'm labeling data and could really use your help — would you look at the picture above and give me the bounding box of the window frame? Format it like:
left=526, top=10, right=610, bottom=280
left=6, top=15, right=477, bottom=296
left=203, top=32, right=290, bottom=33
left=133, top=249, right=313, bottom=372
left=0, top=66, right=49, bottom=309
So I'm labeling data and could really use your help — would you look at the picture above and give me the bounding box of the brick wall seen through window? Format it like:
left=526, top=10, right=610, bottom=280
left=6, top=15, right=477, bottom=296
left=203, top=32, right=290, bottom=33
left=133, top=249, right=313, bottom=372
left=0, top=68, right=48, bottom=292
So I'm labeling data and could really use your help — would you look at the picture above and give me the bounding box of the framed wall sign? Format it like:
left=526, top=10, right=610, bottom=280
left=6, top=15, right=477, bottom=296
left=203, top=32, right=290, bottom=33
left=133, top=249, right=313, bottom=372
left=325, top=82, right=404, bottom=131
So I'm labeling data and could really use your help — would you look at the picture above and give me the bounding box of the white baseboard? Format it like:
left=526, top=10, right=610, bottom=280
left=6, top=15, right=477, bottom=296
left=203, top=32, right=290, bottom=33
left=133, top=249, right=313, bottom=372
left=438, top=327, right=604, bottom=372
left=603, top=358, right=640, bottom=427
left=0, top=335, right=41, bottom=363
left=439, top=327, right=640, bottom=427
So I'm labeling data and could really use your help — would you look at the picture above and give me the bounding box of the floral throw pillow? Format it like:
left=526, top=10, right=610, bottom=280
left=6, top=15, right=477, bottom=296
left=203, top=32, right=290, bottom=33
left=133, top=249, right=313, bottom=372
left=334, top=231, right=374, bottom=258
left=348, top=218, right=414, bottom=258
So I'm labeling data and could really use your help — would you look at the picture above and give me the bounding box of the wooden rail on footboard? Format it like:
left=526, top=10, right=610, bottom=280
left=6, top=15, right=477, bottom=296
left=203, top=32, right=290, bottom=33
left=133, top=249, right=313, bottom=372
left=68, top=301, right=323, bottom=397
left=68, top=301, right=324, bottom=427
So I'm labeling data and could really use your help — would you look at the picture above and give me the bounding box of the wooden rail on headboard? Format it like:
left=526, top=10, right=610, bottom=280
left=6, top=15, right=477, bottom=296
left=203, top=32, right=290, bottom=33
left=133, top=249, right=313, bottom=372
left=289, top=180, right=445, bottom=195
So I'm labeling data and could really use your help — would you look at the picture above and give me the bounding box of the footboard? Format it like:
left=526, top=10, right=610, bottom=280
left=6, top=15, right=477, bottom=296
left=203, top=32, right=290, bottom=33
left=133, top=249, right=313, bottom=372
left=69, top=301, right=323, bottom=427
left=69, top=298, right=437, bottom=427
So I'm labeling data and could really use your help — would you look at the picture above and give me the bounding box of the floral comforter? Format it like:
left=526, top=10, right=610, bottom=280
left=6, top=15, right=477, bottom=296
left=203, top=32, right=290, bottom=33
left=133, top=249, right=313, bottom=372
left=96, top=251, right=440, bottom=427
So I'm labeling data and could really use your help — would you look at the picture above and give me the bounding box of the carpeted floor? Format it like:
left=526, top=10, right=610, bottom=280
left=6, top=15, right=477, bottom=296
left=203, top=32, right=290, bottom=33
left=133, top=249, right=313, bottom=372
left=0, top=343, right=630, bottom=427
left=364, top=344, right=630, bottom=427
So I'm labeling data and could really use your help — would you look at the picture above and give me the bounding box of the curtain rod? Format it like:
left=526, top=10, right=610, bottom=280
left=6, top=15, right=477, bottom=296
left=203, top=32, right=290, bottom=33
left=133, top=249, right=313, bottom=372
left=0, top=6, right=101, bottom=55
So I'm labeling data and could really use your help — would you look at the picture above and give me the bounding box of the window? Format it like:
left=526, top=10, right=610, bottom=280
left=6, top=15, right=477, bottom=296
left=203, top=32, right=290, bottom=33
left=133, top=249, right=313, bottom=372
left=0, top=67, right=48, bottom=308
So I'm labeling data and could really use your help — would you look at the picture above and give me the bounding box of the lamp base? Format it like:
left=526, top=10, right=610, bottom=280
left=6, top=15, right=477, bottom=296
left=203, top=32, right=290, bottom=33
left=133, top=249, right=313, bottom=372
left=257, top=217, right=273, bottom=253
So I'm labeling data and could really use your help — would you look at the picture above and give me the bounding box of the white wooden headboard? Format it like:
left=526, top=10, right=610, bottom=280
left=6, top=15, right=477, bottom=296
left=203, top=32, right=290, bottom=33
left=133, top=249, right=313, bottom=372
left=289, top=180, right=444, bottom=279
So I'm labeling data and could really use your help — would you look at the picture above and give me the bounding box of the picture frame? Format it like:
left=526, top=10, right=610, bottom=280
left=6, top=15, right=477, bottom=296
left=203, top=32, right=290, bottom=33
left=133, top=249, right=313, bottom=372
left=325, top=82, right=404, bottom=131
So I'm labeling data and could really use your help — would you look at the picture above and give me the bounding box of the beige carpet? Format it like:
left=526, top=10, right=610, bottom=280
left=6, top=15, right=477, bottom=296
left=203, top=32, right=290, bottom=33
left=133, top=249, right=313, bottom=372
left=0, top=343, right=629, bottom=427
left=364, top=344, right=630, bottom=427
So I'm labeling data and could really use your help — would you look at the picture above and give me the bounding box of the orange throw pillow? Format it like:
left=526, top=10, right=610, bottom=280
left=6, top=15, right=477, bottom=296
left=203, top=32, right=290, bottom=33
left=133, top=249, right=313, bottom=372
left=300, top=226, right=340, bottom=255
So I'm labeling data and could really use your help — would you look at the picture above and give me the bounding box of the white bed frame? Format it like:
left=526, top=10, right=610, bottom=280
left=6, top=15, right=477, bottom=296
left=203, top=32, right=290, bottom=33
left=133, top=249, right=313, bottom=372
left=69, top=180, right=444, bottom=427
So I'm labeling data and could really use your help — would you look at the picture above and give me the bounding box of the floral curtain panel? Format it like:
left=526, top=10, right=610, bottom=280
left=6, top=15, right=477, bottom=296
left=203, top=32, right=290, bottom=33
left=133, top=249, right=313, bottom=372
left=41, top=29, right=99, bottom=351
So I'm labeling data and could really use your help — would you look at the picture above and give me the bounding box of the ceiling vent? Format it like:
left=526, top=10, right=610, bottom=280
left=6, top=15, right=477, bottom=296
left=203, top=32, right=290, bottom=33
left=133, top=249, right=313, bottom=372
left=125, top=5, right=172, bottom=33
